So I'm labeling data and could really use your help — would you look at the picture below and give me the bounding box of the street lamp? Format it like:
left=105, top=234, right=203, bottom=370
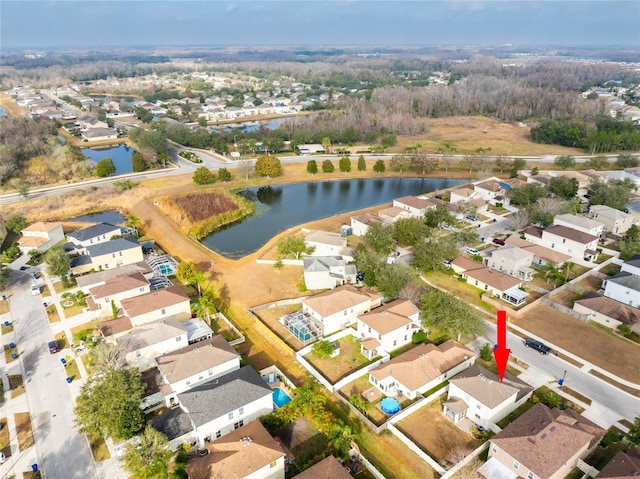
left=559, top=370, right=567, bottom=387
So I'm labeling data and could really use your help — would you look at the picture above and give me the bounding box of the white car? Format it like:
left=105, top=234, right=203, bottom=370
left=466, top=247, right=479, bottom=255
left=0, top=451, right=5, bottom=463
left=31, top=284, right=40, bottom=295
left=441, top=224, right=455, bottom=232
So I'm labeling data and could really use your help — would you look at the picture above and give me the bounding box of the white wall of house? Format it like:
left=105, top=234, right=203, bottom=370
left=391, top=200, right=424, bottom=218
left=125, top=332, right=188, bottom=371
left=356, top=320, right=414, bottom=353
left=527, top=231, right=598, bottom=260
left=572, top=302, right=623, bottom=329
left=304, top=270, right=338, bottom=290
left=621, top=262, right=640, bottom=276
left=305, top=241, right=344, bottom=256
left=129, top=300, right=192, bottom=327
left=350, top=218, right=372, bottom=237
left=20, top=224, right=65, bottom=253
left=553, top=217, right=604, bottom=237
left=462, top=273, right=521, bottom=298
left=93, top=285, right=150, bottom=313
left=191, top=394, right=273, bottom=445
left=91, top=246, right=144, bottom=270
left=602, top=280, right=640, bottom=308
left=68, top=226, right=121, bottom=250
left=486, top=251, right=534, bottom=280
left=164, top=357, right=241, bottom=402
left=244, top=458, right=285, bottom=479
left=589, top=208, right=634, bottom=235
left=304, top=298, right=377, bottom=336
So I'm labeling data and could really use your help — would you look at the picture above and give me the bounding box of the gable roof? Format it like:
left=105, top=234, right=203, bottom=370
left=452, top=256, right=485, bottom=272
left=370, top=340, right=474, bottom=390
left=293, top=455, right=352, bottom=479
left=21, top=221, right=62, bottom=233
left=178, top=366, right=272, bottom=427
left=67, top=222, right=121, bottom=242
left=116, top=316, right=185, bottom=354
left=394, top=195, right=433, bottom=210
left=98, top=316, right=133, bottom=338
left=351, top=212, right=383, bottom=226
left=358, top=299, right=419, bottom=335
left=598, top=446, right=640, bottom=479
left=86, top=237, right=140, bottom=257
left=304, top=230, right=345, bottom=247
left=554, top=214, right=604, bottom=232
left=185, top=420, right=284, bottom=479
left=490, top=246, right=534, bottom=262
left=156, top=335, right=239, bottom=383
left=464, top=266, right=522, bottom=292
left=76, top=262, right=153, bottom=289
left=475, top=180, right=501, bottom=192
left=575, top=292, right=640, bottom=325
left=304, top=285, right=381, bottom=318
left=451, top=187, right=475, bottom=198
left=606, top=271, right=640, bottom=291
left=303, top=256, right=351, bottom=273
left=590, top=204, right=632, bottom=220
left=449, top=364, right=533, bottom=409
left=491, top=403, right=605, bottom=479
left=148, top=407, right=193, bottom=441
left=120, top=285, right=189, bottom=318
left=624, top=254, right=640, bottom=269
left=543, top=225, right=598, bottom=244
left=88, top=272, right=148, bottom=299
left=504, top=236, right=571, bottom=264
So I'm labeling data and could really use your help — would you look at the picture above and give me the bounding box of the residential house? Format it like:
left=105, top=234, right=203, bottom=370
left=85, top=237, right=144, bottom=272
left=351, top=213, right=384, bottom=237
left=449, top=187, right=478, bottom=204
left=156, top=335, right=241, bottom=405
left=598, top=446, right=640, bottom=479
left=443, top=364, right=533, bottom=429
left=504, top=236, right=571, bottom=268
left=299, top=285, right=382, bottom=336
left=304, top=230, right=347, bottom=256
left=485, top=246, right=535, bottom=281
left=77, top=115, right=108, bottom=130
left=177, top=366, right=273, bottom=447
left=602, top=271, right=640, bottom=308
left=185, top=420, right=285, bottom=479
left=356, top=299, right=421, bottom=359
left=368, top=340, right=475, bottom=400
left=81, top=127, right=118, bottom=142
left=524, top=225, right=599, bottom=262
left=553, top=214, right=605, bottom=238
left=76, top=262, right=153, bottom=293
left=87, top=272, right=150, bottom=316
left=292, top=456, right=352, bottom=479
left=574, top=292, right=640, bottom=330
left=392, top=195, right=439, bottom=218
left=589, top=205, right=634, bottom=235
left=378, top=206, right=412, bottom=223
left=452, top=257, right=527, bottom=306
left=120, top=285, right=191, bottom=326
left=182, top=318, right=214, bottom=344
left=303, top=256, right=357, bottom=290
left=473, top=180, right=504, bottom=205
left=116, top=316, right=188, bottom=371
left=148, top=406, right=196, bottom=451
left=98, top=316, right=133, bottom=341
left=17, top=222, right=64, bottom=253
left=67, top=222, right=123, bottom=253
left=488, top=403, right=604, bottom=479
left=498, top=178, right=527, bottom=204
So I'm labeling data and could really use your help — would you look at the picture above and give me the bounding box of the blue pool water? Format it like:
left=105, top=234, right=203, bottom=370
left=273, top=387, right=292, bottom=408
left=380, top=397, right=401, bottom=414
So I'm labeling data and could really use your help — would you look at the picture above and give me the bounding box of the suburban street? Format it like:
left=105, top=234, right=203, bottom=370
left=481, top=322, right=640, bottom=422
left=5, top=270, right=96, bottom=479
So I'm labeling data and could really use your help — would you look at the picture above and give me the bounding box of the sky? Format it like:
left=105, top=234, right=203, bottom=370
left=2, top=0, right=639, bottom=49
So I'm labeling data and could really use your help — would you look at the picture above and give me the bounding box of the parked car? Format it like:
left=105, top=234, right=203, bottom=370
left=0, top=451, right=5, bottom=464
left=442, top=224, right=455, bottom=232
left=492, top=238, right=506, bottom=246
left=31, top=284, right=40, bottom=296
left=524, top=338, right=551, bottom=355
left=48, top=340, right=59, bottom=354
left=466, top=214, right=478, bottom=221
left=466, top=247, right=479, bottom=255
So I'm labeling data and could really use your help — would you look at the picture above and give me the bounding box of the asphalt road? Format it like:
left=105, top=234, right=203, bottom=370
left=482, top=322, right=640, bottom=421
left=8, top=270, right=97, bottom=479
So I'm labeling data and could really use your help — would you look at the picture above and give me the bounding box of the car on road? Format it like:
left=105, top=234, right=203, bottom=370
left=524, top=338, right=551, bottom=355
left=492, top=237, right=506, bottom=246
left=466, top=214, right=478, bottom=221
left=48, top=340, right=59, bottom=354
left=441, top=224, right=455, bottom=232
left=466, top=247, right=479, bottom=255
left=31, top=284, right=41, bottom=295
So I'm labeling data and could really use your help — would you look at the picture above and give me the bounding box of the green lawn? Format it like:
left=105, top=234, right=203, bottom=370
left=64, top=360, right=81, bottom=381
left=422, top=270, right=495, bottom=313
left=46, top=304, right=60, bottom=322
left=1, top=322, right=14, bottom=335
left=305, top=335, right=372, bottom=383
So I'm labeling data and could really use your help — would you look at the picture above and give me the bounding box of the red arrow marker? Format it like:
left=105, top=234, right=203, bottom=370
left=493, top=310, right=510, bottom=382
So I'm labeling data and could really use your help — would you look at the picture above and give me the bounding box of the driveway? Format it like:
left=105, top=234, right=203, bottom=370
left=8, top=270, right=97, bottom=479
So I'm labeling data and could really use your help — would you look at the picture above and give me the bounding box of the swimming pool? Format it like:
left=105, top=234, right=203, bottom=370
left=273, top=387, right=292, bottom=408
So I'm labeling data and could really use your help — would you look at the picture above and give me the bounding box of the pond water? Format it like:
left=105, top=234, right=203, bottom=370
left=0, top=106, right=5, bottom=117
left=70, top=210, right=125, bottom=224
left=210, top=118, right=284, bottom=133
left=201, top=177, right=464, bottom=258
left=81, top=144, right=136, bottom=175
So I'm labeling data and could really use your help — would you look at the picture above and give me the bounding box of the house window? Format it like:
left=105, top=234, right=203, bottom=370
left=119, top=251, right=123, bottom=256
left=368, top=327, right=371, bottom=333
left=492, top=445, right=497, bottom=453
left=527, top=473, right=534, bottom=479
left=562, top=238, right=566, bottom=243
left=234, top=420, right=244, bottom=429
left=140, top=287, right=144, bottom=292
left=476, top=404, right=481, bottom=409
left=112, top=253, right=116, bottom=258
left=404, top=335, right=407, bottom=341
left=199, top=375, right=203, bottom=380
left=176, top=336, right=181, bottom=342
left=513, top=460, right=519, bottom=470
left=104, top=264, right=108, bottom=269
left=161, top=308, right=166, bottom=315
left=228, top=412, right=234, bottom=419
left=136, top=351, right=141, bottom=357
left=186, top=380, right=191, bottom=386
left=551, top=244, right=555, bottom=248
left=208, top=369, right=213, bottom=376
left=475, top=280, right=479, bottom=286
left=475, top=414, right=480, bottom=419
left=393, top=340, right=397, bottom=346
left=344, top=310, right=347, bottom=315
left=239, top=407, right=244, bottom=415
left=270, top=461, right=277, bottom=468
left=215, top=431, right=221, bottom=439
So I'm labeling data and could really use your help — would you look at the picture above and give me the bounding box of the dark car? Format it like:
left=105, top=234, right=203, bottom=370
left=492, top=238, right=506, bottom=246
left=48, top=340, right=59, bottom=354
left=466, top=214, right=478, bottom=221
left=524, top=338, right=551, bottom=355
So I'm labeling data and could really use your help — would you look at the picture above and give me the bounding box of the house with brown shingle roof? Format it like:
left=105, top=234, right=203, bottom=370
left=185, top=420, right=285, bottom=479
left=443, top=364, right=533, bottom=430
left=598, top=446, right=640, bottom=479
left=293, top=455, right=352, bottom=479
left=378, top=205, right=412, bottom=223
left=452, top=256, right=527, bottom=306
left=589, top=204, right=634, bottom=235
left=356, top=299, right=421, bottom=359
left=18, top=222, right=64, bottom=253
left=573, top=292, right=640, bottom=330
left=351, top=212, right=384, bottom=237
left=392, top=195, right=439, bottom=218
left=120, top=284, right=191, bottom=326
left=504, top=236, right=571, bottom=267
left=300, top=285, right=382, bottom=336
left=524, top=224, right=599, bottom=262
left=485, top=246, right=535, bottom=281
left=488, top=402, right=604, bottom=479
left=450, top=187, right=479, bottom=204
left=474, top=179, right=503, bottom=204
left=87, top=272, right=150, bottom=316
left=368, top=340, right=475, bottom=400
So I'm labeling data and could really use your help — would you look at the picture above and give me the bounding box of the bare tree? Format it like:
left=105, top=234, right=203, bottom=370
left=237, top=159, right=254, bottom=180
left=411, top=153, right=440, bottom=175
left=398, top=283, right=425, bottom=305
left=508, top=210, right=531, bottom=231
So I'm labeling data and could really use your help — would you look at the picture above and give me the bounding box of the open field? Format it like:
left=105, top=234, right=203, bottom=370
left=513, top=304, right=640, bottom=383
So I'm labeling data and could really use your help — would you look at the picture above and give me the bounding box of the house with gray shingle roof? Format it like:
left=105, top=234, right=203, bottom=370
left=148, top=407, right=196, bottom=451
left=177, top=366, right=273, bottom=447
left=80, top=237, right=144, bottom=273
left=443, top=364, right=533, bottom=430
left=488, top=403, right=604, bottom=479
left=602, top=272, right=640, bottom=308
left=67, top=222, right=122, bottom=252
left=303, top=256, right=357, bottom=290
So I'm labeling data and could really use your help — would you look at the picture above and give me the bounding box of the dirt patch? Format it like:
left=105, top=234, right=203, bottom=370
left=15, top=412, right=34, bottom=450
left=304, top=335, right=370, bottom=384
left=0, top=417, right=10, bottom=458
left=397, top=400, right=478, bottom=465
left=574, top=274, right=605, bottom=292
left=513, top=304, right=640, bottom=384
left=9, top=374, right=24, bottom=399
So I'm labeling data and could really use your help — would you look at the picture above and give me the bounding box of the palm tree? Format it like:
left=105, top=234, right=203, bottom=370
left=198, top=289, right=218, bottom=326
left=559, top=261, right=575, bottom=283
left=291, top=382, right=327, bottom=419
left=327, top=419, right=356, bottom=461
left=542, top=391, right=563, bottom=409
left=126, top=215, right=141, bottom=237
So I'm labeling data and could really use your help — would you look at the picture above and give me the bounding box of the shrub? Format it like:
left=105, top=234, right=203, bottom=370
left=95, top=158, right=116, bottom=177
left=412, top=331, right=427, bottom=344
left=480, top=343, right=493, bottom=361
left=322, top=159, right=335, bottom=173
left=192, top=167, right=215, bottom=185
left=312, top=340, right=335, bottom=358
left=217, top=168, right=231, bottom=182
